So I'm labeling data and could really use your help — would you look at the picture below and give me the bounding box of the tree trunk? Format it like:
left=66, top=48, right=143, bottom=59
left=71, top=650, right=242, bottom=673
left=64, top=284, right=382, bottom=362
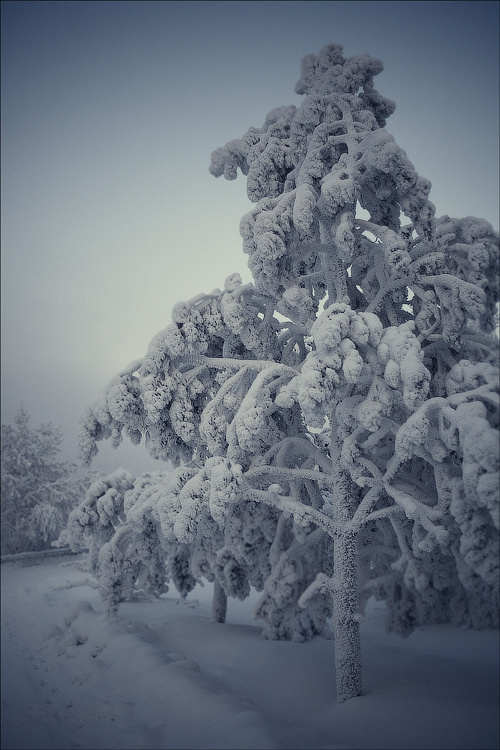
left=211, top=578, right=227, bottom=623
left=331, top=450, right=362, bottom=703
left=332, top=526, right=362, bottom=702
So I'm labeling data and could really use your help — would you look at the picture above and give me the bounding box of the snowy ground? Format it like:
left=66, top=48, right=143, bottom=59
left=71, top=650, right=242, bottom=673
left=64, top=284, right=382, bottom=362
left=1, top=555, right=498, bottom=750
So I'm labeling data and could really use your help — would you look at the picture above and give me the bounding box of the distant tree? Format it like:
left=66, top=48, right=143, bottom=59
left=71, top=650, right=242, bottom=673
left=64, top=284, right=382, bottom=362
left=76, top=44, right=499, bottom=703
left=1, top=407, right=89, bottom=554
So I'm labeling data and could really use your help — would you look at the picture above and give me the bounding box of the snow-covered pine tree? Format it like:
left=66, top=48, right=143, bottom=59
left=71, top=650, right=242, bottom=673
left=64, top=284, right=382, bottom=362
left=1, top=407, right=89, bottom=554
left=76, top=43, right=498, bottom=703
left=209, top=43, right=499, bottom=701
left=78, top=280, right=332, bottom=633
left=65, top=467, right=141, bottom=613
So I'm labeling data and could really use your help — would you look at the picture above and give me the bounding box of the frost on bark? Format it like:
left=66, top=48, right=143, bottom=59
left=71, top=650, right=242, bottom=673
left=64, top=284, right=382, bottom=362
left=75, top=43, right=499, bottom=702
left=212, top=577, right=228, bottom=623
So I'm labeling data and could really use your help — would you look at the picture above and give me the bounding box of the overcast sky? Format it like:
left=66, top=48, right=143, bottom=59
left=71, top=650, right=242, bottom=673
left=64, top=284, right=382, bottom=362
left=1, top=0, right=499, bottom=476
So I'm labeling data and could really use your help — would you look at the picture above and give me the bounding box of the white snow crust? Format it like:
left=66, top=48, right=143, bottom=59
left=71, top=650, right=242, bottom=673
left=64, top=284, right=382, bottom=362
left=1, top=556, right=498, bottom=750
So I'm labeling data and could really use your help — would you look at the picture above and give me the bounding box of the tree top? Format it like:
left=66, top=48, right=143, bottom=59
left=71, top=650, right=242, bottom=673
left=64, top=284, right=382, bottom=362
left=294, top=43, right=396, bottom=125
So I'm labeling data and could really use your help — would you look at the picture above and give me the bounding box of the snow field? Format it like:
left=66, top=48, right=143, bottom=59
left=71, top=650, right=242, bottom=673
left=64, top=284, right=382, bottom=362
left=1, top=556, right=498, bottom=750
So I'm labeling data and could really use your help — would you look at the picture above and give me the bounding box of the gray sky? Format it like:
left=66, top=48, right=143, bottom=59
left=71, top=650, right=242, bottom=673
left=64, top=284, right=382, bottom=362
left=1, top=0, right=499, bottom=476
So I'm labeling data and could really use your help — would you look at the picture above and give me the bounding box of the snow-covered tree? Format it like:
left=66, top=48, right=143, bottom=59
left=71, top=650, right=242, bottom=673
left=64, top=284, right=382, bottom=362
left=77, top=280, right=333, bottom=634
left=1, top=407, right=89, bottom=554
left=65, top=468, right=178, bottom=615
left=77, top=44, right=498, bottom=703
left=209, top=43, right=499, bottom=700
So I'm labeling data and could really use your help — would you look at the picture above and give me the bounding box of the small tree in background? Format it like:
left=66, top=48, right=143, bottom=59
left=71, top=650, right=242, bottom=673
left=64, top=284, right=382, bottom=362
left=1, top=406, right=90, bottom=555
left=76, top=44, right=498, bottom=703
